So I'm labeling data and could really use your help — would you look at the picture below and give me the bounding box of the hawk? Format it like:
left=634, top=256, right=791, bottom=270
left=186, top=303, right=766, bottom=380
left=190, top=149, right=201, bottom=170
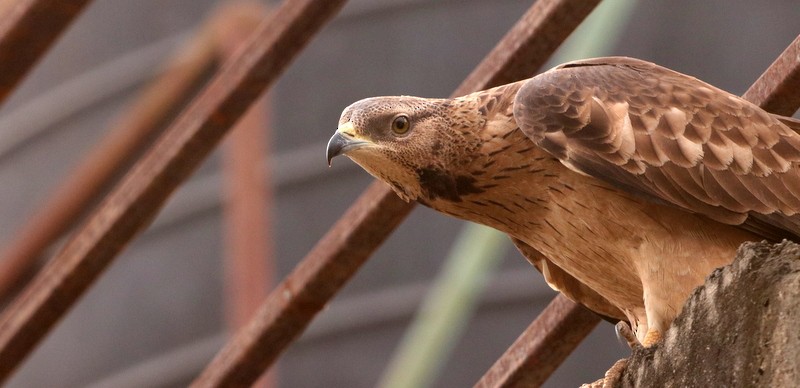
left=326, top=57, right=800, bottom=348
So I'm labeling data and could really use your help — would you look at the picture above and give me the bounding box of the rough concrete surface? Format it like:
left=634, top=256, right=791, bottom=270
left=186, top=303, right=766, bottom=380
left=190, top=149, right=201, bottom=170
left=619, top=240, right=800, bottom=387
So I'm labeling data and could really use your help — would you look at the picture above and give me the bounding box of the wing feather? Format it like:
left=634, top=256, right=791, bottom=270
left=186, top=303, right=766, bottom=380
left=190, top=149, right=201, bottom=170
left=514, top=57, right=800, bottom=239
left=703, top=140, right=733, bottom=170
left=699, top=169, right=750, bottom=213
left=633, top=128, right=669, bottom=166
left=659, top=163, right=714, bottom=204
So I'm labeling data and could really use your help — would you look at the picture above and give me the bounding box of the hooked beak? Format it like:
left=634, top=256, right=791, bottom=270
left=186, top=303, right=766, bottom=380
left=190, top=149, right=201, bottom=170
left=326, top=122, right=369, bottom=166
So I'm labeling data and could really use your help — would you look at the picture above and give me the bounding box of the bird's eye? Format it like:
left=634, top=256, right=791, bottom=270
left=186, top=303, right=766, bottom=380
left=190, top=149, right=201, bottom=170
left=391, top=115, right=410, bottom=135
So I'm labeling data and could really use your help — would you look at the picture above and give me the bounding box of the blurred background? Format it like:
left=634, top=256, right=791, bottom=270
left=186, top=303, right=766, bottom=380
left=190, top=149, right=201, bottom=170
left=0, top=0, right=797, bottom=387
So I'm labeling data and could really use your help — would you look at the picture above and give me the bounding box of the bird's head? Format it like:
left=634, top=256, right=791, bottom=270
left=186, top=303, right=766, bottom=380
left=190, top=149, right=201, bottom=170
left=327, top=96, right=485, bottom=203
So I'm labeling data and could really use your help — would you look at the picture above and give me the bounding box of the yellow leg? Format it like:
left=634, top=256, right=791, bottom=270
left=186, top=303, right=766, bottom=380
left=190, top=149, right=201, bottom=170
left=581, top=323, right=637, bottom=388
left=582, top=323, right=660, bottom=387
left=641, top=328, right=662, bottom=347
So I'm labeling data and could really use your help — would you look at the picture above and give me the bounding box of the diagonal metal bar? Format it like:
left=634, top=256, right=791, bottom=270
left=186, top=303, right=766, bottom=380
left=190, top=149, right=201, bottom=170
left=0, top=0, right=347, bottom=382
left=455, top=0, right=599, bottom=95
left=0, top=5, right=223, bottom=304
left=0, top=0, right=94, bottom=106
left=475, top=34, right=800, bottom=388
left=475, top=295, right=599, bottom=388
left=742, top=34, right=800, bottom=117
left=191, top=0, right=602, bottom=386
left=195, top=181, right=416, bottom=388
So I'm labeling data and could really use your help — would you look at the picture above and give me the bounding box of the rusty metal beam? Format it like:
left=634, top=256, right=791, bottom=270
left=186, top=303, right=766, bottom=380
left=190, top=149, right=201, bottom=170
left=195, top=181, right=415, bottom=388
left=215, top=3, right=276, bottom=388
left=455, top=0, right=600, bottom=95
left=217, top=0, right=273, bottom=342
left=0, top=0, right=93, bottom=106
left=0, top=6, right=223, bottom=304
left=475, top=295, right=599, bottom=388
left=0, top=0, right=346, bottom=382
left=475, top=33, right=800, bottom=388
left=222, top=99, right=276, bottom=388
left=742, top=34, right=800, bottom=117
left=191, top=0, right=602, bottom=386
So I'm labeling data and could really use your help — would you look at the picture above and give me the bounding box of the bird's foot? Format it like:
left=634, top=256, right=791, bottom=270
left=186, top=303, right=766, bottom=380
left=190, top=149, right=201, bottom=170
left=580, top=322, right=640, bottom=388
left=581, top=358, right=628, bottom=388
left=581, top=322, right=658, bottom=387
left=641, top=327, right=662, bottom=347
left=615, top=321, right=642, bottom=350
left=614, top=321, right=663, bottom=348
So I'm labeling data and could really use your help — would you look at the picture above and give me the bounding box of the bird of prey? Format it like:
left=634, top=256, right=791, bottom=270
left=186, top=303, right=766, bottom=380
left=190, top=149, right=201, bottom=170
left=326, top=57, right=800, bottom=348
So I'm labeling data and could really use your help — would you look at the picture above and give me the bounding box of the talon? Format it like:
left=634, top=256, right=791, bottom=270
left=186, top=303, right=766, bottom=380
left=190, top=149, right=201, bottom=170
left=615, top=321, right=642, bottom=350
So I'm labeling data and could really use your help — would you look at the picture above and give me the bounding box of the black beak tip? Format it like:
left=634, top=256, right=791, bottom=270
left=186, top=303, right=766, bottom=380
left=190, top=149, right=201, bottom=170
left=326, top=132, right=346, bottom=167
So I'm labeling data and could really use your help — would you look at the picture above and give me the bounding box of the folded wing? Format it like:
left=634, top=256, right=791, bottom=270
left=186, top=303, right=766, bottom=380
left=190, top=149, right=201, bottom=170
left=513, top=57, right=800, bottom=240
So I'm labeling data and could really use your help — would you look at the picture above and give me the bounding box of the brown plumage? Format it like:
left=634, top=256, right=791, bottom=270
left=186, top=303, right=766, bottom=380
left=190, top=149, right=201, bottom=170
left=326, top=57, right=800, bottom=345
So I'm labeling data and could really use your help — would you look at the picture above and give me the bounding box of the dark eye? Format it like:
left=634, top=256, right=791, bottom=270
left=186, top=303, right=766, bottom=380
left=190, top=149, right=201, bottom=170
left=391, top=115, right=410, bottom=135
